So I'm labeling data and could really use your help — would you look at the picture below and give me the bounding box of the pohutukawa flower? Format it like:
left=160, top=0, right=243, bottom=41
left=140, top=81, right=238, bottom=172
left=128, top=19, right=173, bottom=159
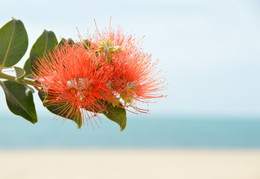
left=89, top=28, right=165, bottom=113
left=34, top=43, right=114, bottom=124
left=34, top=27, right=165, bottom=128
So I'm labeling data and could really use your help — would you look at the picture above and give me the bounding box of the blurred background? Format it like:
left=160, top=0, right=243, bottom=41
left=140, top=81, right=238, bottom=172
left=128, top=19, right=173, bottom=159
left=1, top=1, right=260, bottom=179
left=0, top=0, right=259, bottom=148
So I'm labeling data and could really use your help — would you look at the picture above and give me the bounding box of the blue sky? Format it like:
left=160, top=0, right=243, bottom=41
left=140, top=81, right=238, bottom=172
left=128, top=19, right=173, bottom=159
left=0, top=0, right=259, bottom=117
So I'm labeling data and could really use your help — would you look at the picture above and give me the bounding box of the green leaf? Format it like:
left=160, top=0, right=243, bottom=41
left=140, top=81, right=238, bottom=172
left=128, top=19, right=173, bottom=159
left=14, top=66, right=26, bottom=80
left=38, top=91, right=82, bottom=128
left=103, top=102, right=127, bottom=131
left=24, top=30, right=58, bottom=76
left=58, top=38, right=75, bottom=47
left=0, top=18, right=28, bottom=68
left=0, top=80, right=37, bottom=123
left=23, top=58, right=31, bottom=77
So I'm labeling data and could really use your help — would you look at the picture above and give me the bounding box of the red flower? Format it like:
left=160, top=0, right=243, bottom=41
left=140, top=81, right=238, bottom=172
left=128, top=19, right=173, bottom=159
left=90, top=28, right=165, bottom=113
left=34, top=43, right=113, bottom=123
left=34, top=27, right=165, bottom=127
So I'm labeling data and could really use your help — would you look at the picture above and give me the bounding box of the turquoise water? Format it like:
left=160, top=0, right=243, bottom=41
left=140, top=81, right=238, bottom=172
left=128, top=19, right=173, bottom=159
left=0, top=114, right=259, bottom=148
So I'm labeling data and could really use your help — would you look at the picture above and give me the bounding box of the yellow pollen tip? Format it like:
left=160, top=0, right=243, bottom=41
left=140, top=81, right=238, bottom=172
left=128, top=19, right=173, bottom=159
left=88, top=85, right=94, bottom=91
left=70, top=88, right=77, bottom=93
left=120, top=91, right=127, bottom=98
left=128, top=88, right=135, bottom=93
left=80, top=98, right=85, bottom=103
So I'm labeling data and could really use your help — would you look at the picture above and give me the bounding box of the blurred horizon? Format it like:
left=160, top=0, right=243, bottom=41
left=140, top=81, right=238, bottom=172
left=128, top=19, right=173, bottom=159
left=0, top=113, right=259, bottom=148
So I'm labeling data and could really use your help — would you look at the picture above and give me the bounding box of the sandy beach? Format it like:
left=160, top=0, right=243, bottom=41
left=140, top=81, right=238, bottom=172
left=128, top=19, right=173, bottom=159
left=0, top=149, right=259, bottom=179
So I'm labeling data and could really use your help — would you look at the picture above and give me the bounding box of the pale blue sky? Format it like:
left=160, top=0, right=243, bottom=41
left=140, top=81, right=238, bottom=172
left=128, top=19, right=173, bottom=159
left=0, top=0, right=259, bottom=117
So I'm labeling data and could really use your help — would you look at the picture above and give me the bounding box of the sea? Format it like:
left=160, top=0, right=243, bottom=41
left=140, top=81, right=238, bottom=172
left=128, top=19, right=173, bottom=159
left=0, top=114, right=260, bottom=148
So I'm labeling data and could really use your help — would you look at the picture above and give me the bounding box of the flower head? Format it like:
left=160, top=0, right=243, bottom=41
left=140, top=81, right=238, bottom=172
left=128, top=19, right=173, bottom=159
left=34, top=26, right=165, bottom=128
left=34, top=43, right=113, bottom=123
left=89, top=28, right=165, bottom=113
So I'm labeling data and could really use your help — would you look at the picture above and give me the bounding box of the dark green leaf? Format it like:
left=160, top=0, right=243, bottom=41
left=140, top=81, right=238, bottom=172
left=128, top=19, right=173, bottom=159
left=0, top=80, right=37, bottom=123
left=23, top=58, right=31, bottom=78
left=24, top=30, right=58, bottom=76
left=103, top=102, right=127, bottom=131
left=14, top=66, right=26, bottom=80
left=58, top=38, right=75, bottom=47
left=38, top=91, right=82, bottom=128
left=0, top=18, right=28, bottom=67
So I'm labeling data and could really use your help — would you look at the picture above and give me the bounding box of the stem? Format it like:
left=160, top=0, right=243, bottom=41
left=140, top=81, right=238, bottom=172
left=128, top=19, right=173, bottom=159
left=0, top=72, right=36, bottom=86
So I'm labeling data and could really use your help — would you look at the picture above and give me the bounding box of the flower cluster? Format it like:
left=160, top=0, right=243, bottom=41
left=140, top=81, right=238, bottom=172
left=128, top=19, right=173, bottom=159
left=34, top=28, right=165, bottom=125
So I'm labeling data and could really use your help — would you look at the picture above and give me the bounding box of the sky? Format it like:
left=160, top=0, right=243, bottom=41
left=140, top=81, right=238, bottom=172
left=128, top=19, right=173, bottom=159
left=0, top=0, right=259, bottom=118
